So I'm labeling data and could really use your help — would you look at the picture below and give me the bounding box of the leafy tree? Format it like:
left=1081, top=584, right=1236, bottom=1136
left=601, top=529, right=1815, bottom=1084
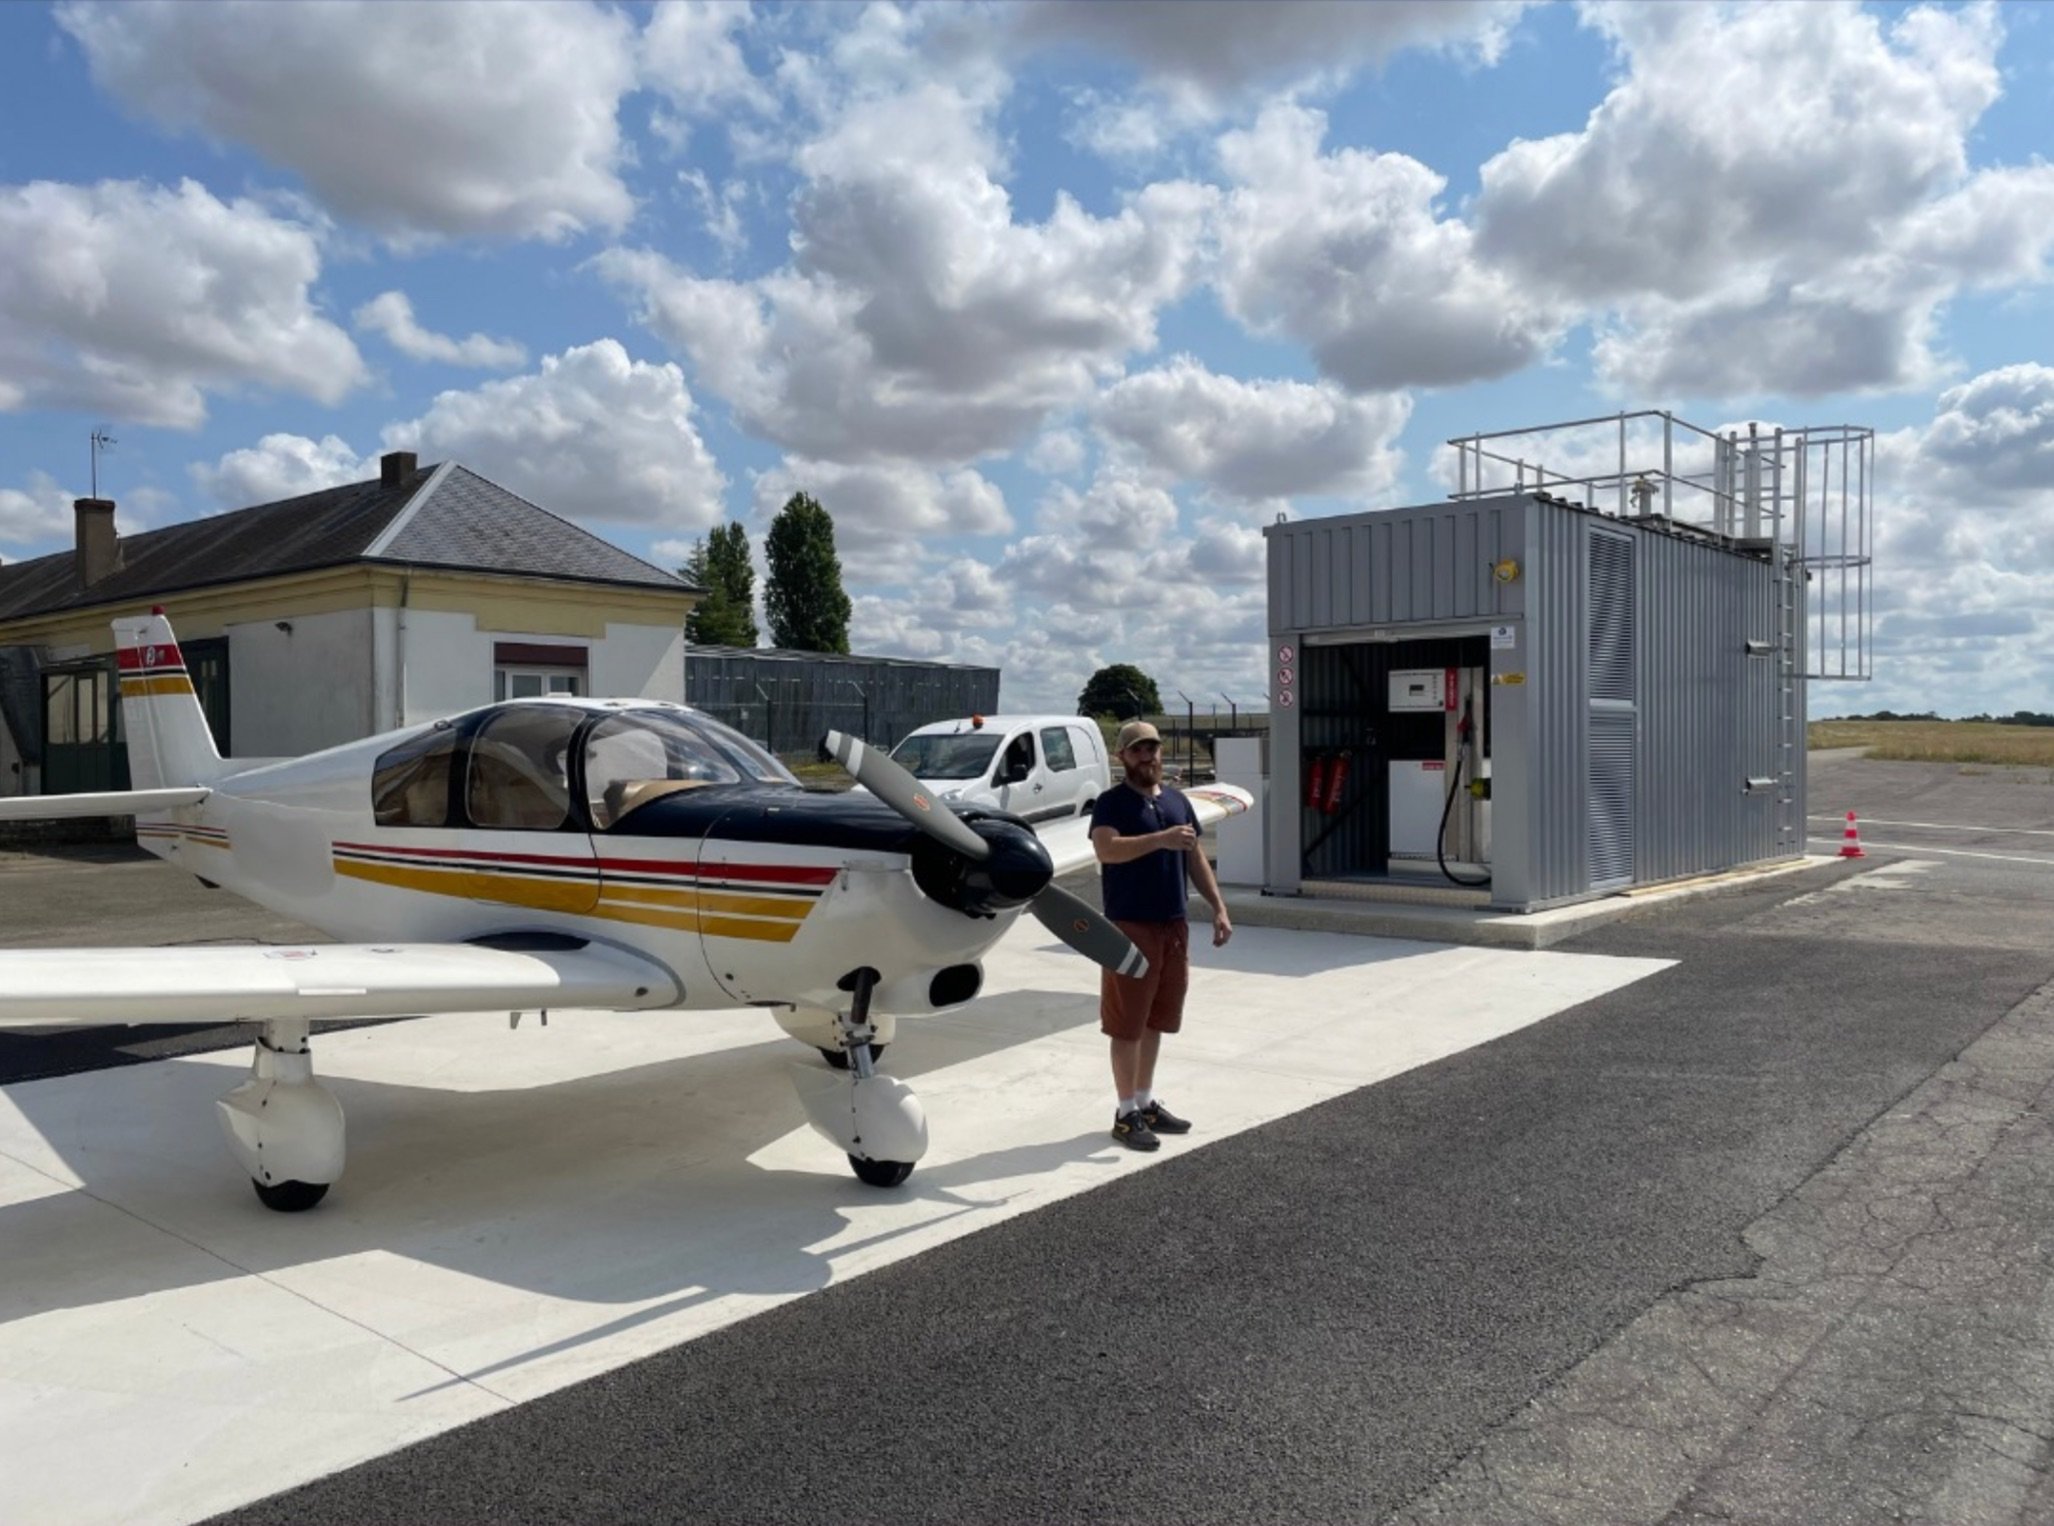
left=764, top=492, right=852, bottom=653
left=1077, top=664, right=1162, bottom=720
left=681, top=522, right=759, bottom=646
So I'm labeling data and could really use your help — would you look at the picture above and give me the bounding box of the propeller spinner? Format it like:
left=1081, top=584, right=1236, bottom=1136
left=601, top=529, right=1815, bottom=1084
left=821, top=731, right=1148, bottom=978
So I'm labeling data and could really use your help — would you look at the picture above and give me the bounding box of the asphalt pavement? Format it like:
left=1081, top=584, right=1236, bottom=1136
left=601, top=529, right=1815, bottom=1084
left=9, top=752, right=2054, bottom=1523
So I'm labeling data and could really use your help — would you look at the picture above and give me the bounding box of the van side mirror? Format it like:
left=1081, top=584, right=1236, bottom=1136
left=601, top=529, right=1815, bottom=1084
left=999, top=757, right=1031, bottom=785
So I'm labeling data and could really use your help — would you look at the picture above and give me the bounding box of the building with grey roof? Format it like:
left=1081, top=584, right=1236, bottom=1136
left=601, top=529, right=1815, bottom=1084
left=0, top=452, right=697, bottom=796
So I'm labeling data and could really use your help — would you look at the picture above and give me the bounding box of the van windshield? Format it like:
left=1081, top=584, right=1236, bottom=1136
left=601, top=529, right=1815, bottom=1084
left=890, top=732, right=1002, bottom=781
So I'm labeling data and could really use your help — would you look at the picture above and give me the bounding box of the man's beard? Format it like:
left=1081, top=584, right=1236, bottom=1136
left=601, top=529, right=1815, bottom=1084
left=1124, top=758, right=1161, bottom=789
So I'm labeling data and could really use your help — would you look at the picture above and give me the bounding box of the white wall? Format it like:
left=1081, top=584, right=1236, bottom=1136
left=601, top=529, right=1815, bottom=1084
left=226, top=606, right=686, bottom=757
left=227, top=609, right=379, bottom=757
left=593, top=622, right=684, bottom=701
left=403, top=609, right=495, bottom=726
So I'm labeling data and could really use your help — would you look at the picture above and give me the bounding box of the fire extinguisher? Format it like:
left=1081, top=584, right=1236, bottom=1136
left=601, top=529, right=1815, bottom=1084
left=1323, top=749, right=1351, bottom=814
left=1305, top=753, right=1328, bottom=810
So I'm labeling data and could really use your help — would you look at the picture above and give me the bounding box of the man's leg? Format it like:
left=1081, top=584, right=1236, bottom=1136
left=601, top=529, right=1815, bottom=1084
left=1110, top=1035, right=1143, bottom=1100
left=1132, top=1029, right=1164, bottom=1095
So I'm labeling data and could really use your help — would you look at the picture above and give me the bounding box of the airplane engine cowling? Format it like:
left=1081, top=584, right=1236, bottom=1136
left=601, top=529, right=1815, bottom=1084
left=909, top=817, right=1053, bottom=918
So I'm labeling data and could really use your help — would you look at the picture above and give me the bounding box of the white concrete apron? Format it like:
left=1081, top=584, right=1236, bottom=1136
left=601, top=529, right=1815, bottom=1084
left=0, top=922, right=1669, bottom=1525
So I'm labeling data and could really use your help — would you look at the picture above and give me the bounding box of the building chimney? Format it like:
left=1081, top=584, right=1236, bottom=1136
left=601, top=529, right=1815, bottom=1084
left=73, top=498, right=118, bottom=587
left=380, top=450, right=418, bottom=488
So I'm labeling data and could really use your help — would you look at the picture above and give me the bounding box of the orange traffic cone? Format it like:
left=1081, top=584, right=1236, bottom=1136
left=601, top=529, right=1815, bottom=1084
left=1838, top=810, right=1866, bottom=859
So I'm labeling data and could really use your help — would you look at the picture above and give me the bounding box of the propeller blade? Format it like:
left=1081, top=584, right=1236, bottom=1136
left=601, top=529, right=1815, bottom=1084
left=1029, top=883, right=1149, bottom=979
left=823, top=730, right=992, bottom=862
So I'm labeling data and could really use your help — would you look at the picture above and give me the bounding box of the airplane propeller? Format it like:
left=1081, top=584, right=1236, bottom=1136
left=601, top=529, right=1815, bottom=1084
left=821, top=731, right=1148, bottom=979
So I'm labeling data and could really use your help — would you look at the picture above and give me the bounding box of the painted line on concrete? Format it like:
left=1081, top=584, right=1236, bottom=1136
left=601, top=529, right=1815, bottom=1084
left=1807, top=837, right=2054, bottom=868
left=1808, top=815, right=2054, bottom=838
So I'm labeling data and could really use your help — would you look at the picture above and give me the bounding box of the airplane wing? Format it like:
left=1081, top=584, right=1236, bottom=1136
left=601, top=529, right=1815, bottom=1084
left=1033, top=782, right=1253, bottom=879
left=0, top=939, right=681, bottom=1029
left=0, top=787, right=210, bottom=820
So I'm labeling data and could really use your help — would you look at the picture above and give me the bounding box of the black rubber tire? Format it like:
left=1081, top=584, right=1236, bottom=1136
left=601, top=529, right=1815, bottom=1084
left=848, top=1155, right=914, bottom=1188
left=252, top=1178, right=329, bottom=1213
left=817, top=1043, right=887, bottom=1070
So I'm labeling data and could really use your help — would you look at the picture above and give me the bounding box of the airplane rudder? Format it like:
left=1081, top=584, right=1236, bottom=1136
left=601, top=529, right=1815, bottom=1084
left=112, top=607, right=223, bottom=787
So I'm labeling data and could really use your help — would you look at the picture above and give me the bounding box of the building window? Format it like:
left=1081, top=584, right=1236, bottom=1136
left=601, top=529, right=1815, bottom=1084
left=493, top=640, right=588, bottom=702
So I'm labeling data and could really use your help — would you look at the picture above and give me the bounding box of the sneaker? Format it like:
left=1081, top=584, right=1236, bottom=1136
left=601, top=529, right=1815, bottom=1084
left=1140, top=1099, right=1191, bottom=1135
left=1112, top=1109, right=1160, bottom=1152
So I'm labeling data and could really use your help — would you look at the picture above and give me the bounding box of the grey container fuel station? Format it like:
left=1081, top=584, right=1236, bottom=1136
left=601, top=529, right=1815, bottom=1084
left=1262, top=411, right=1872, bottom=913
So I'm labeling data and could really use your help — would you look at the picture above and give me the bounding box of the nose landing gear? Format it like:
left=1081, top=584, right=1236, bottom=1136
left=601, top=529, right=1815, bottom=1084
left=788, top=967, right=928, bottom=1187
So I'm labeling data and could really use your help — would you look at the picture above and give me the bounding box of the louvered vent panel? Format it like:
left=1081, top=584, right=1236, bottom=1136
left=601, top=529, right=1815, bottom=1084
left=1588, top=707, right=1636, bottom=887
left=1589, top=532, right=1635, bottom=703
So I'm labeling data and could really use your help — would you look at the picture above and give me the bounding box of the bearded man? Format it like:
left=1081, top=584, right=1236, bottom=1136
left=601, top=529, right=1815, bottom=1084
left=1088, top=720, right=1233, bottom=1151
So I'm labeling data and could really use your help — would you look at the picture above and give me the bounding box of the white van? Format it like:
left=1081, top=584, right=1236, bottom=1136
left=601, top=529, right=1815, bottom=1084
left=885, top=714, right=1111, bottom=823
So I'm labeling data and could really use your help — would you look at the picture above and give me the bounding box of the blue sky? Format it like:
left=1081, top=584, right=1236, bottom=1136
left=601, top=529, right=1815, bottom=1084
left=2, top=0, right=2051, bottom=716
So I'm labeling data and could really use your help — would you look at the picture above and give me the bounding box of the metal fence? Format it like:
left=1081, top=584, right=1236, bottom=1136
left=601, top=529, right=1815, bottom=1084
left=686, top=647, right=1001, bottom=758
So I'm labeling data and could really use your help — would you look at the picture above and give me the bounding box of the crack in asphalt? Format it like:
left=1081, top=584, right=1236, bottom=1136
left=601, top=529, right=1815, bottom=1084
left=1395, top=980, right=2054, bottom=1526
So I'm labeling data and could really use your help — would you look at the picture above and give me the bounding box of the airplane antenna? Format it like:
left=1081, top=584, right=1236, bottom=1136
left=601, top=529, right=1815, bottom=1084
left=90, top=428, right=117, bottom=498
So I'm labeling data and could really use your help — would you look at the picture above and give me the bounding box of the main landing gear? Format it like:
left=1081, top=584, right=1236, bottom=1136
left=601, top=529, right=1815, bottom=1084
left=788, top=968, right=927, bottom=1188
left=216, top=1017, right=345, bottom=1212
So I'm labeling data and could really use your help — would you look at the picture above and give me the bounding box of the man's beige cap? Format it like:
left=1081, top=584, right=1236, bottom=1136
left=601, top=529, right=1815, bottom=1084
left=1116, top=720, right=1162, bottom=752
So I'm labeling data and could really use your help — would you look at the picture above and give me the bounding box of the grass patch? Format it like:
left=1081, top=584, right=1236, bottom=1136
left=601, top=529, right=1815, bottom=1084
left=1809, top=720, right=2054, bottom=767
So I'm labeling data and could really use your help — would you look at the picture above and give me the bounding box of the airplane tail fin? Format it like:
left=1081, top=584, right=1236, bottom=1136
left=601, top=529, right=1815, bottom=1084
left=112, top=609, right=227, bottom=788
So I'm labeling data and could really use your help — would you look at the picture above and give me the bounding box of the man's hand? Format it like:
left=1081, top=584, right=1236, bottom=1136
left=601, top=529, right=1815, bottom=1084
left=1157, top=824, right=1197, bottom=852
left=1211, top=907, right=1233, bottom=947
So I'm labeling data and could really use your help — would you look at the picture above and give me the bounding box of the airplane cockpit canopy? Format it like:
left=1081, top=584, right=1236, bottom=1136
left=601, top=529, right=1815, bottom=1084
left=371, top=703, right=798, bottom=832
left=583, top=710, right=796, bottom=828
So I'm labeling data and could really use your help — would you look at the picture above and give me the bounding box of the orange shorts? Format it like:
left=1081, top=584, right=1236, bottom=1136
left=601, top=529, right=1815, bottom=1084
left=1100, top=919, right=1191, bottom=1040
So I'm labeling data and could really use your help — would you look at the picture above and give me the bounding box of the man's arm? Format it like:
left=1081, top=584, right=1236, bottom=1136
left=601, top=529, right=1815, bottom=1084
left=1093, top=823, right=1195, bottom=864
left=1185, top=836, right=1234, bottom=947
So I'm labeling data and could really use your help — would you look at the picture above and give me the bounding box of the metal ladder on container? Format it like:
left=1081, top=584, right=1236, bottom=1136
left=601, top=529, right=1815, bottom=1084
left=1774, top=545, right=1800, bottom=854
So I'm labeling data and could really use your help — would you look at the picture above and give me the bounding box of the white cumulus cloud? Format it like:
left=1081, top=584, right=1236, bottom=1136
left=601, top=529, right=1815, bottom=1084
left=0, top=473, right=76, bottom=550
left=382, top=339, right=727, bottom=530
left=1477, top=1, right=2052, bottom=399
left=0, top=178, right=365, bottom=429
left=1214, top=104, right=1558, bottom=392
left=191, top=434, right=370, bottom=509
left=353, top=292, right=526, bottom=369
left=1095, top=358, right=1410, bottom=504
left=58, top=0, right=639, bottom=243
left=597, top=80, right=1213, bottom=466
left=749, top=457, right=1012, bottom=584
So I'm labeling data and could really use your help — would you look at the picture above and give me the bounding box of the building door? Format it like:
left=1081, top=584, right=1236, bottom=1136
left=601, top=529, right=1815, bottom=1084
left=183, top=637, right=231, bottom=751
left=42, top=661, right=129, bottom=794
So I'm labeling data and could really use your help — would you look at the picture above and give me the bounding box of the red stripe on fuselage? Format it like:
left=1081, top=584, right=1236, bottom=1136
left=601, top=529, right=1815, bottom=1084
left=595, top=856, right=839, bottom=885
left=332, top=840, right=841, bottom=886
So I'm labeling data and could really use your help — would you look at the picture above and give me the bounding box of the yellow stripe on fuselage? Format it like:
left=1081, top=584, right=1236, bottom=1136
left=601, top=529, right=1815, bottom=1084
left=121, top=675, right=197, bottom=697
left=589, top=897, right=805, bottom=942
left=599, top=882, right=810, bottom=921
left=335, top=857, right=597, bottom=915
left=332, top=857, right=814, bottom=943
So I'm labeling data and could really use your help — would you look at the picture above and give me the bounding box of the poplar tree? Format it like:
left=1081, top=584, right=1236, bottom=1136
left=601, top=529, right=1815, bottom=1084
left=682, top=522, right=759, bottom=646
left=763, top=492, right=852, bottom=653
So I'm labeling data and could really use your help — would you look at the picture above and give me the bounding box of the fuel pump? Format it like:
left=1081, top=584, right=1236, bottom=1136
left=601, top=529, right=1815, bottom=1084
left=1386, top=665, right=1490, bottom=883
left=1436, top=696, right=1490, bottom=887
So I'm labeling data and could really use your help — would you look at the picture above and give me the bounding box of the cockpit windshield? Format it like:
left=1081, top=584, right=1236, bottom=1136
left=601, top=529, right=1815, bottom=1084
left=889, top=732, right=1002, bottom=781
left=584, top=709, right=796, bottom=829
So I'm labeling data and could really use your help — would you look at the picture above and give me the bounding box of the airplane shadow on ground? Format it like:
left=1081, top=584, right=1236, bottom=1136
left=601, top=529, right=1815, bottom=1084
left=0, top=988, right=1145, bottom=1335
left=0, top=921, right=1439, bottom=1391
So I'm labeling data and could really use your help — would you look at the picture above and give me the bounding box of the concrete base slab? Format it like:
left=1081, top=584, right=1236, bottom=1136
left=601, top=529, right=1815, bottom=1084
left=1232, top=856, right=1834, bottom=949
left=0, top=921, right=1668, bottom=1526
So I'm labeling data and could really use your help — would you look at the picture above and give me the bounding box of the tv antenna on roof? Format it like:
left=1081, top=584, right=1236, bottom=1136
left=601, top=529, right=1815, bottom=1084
left=90, top=428, right=117, bottom=499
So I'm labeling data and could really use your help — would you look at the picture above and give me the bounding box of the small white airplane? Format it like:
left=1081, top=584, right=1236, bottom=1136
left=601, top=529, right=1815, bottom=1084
left=0, top=610, right=1249, bottom=1210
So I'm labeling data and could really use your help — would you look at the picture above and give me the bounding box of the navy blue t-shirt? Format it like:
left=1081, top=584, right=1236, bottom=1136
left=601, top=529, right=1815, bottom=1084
left=1091, top=783, right=1201, bottom=923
